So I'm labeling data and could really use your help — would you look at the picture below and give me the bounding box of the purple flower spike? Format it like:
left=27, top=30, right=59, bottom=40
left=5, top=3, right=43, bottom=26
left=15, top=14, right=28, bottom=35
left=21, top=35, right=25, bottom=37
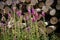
left=27, top=8, right=31, bottom=14
left=35, top=12, right=39, bottom=19
left=25, top=16, right=29, bottom=20
left=8, top=13, right=11, bottom=17
left=31, top=16, right=36, bottom=22
left=16, top=10, right=22, bottom=16
left=1, top=23, right=5, bottom=26
left=42, top=11, right=45, bottom=16
left=32, top=7, right=35, bottom=15
left=13, top=35, right=16, bottom=40
left=26, top=26, right=30, bottom=31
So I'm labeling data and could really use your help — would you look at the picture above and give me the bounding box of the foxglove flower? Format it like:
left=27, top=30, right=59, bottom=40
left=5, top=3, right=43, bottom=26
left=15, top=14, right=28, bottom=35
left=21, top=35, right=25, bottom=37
left=31, top=16, right=36, bottom=22
left=13, top=35, right=16, bottom=40
left=25, top=16, right=29, bottom=20
left=26, top=26, right=30, bottom=31
left=8, top=12, right=11, bottom=17
left=16, top=10, right=22, bottom=16
left=1, top=23, right=5, bottom=26
left=32, top=7, right=35, bottom=15
left=27, top=7, right=31, bottom=14
left=35, top=12, right=39, bottom=19
left=42, top=11, right=45, bottom=16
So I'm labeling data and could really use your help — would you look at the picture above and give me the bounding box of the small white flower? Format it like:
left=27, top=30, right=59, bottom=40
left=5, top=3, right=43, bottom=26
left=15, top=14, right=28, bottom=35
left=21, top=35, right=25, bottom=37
left=7, top=18, right=14, bottom=28
left=44, top=22, right=48, bottom=26
left=7, top=21, right=12, bottom=28
left=22, top=23, right=26, bottom=27
left=35, top=8, right=41, bottom=12
left=12, top=6, right=16, bottom=11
